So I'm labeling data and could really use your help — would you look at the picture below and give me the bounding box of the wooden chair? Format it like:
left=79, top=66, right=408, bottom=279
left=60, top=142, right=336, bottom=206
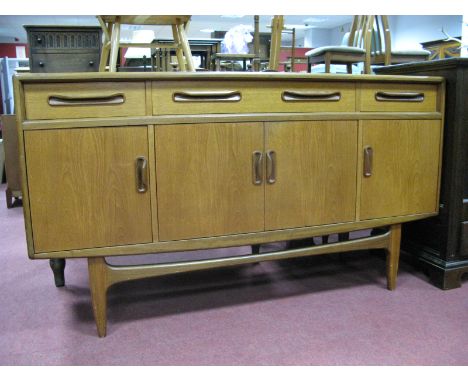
left=306, top=15, right=370, bottom=74
left=366, top=15, right=430, bottom=70
left=97, top=16, right=195, bottom=72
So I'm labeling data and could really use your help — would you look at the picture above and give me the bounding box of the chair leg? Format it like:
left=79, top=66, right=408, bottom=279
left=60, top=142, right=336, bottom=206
left=346, top=63, right=353, bottom=74
left=172, top=24, right=186, bottom=71
left=325, top=55, right=331, bottom=73
left=108, top=20, right=121, bottom=72
left=178, top=23, right=195, bottom=72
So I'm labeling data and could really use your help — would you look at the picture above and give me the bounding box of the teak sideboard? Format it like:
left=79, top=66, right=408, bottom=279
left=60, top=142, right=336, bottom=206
left=14, top=72, right=445, bottom=337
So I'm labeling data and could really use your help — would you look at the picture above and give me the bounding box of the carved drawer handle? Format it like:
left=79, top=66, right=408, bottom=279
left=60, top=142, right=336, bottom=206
left=135, top=156, right=148, bottom=193
left=375, top=91, right=424, bottom=102
left=282, top=90, right=341, bottom=102
left=48, top=93, right=125, bottom=106
left=173, top=90, right=241, bottom=102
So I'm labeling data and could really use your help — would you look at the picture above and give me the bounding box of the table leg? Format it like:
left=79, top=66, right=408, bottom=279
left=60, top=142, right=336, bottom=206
left=49, top=258, right=66, bottom=287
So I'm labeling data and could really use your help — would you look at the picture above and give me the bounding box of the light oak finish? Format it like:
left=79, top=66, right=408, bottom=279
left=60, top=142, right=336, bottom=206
left=265, top=120, right=358, bottom=230
left=33, top=212, right=437, bottom=260
left=24, top=82, right=146, bottom=120
left=21, top=112, right=443, bottom=131
left=13, top=72, right=445, bottom=336
left=87, top=224, right=402, bottom=337
left=24, top=127, right=153, bottom=252
left=13, top=71, right=444, bottom=84
left=359, top=83, right=438, bottom=112
left=155, top=122, right=265, bottom=240
left=360, top=120, right=442, bottom=220
left=152, top=81, right=356, bottom=115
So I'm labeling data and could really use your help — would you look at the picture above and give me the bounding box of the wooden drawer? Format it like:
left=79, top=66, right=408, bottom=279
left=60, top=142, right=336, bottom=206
left=152, top=81, right=356, bottom=115
left=359, top=83, right=438, bottom=112
left=29, top=52, right=100, bottom=73
left=25, top=25, right=102, bottom=52
left=23, top=82, right=146, bottom=120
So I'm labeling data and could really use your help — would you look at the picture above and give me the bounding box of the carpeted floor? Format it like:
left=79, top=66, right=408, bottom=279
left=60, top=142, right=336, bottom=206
left=0, top=182, right=467, bottom=366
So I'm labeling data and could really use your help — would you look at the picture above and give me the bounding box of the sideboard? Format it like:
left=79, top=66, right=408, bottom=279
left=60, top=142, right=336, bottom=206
left=376, top=58, right=467, bottom=289
left=14, top=72, right=445, bottom=337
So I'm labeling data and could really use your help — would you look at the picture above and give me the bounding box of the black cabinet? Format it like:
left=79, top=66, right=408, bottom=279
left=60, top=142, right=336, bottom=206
left=375, top=58, right=468, bottom=289
left=25, top=25, right=102, bottom=73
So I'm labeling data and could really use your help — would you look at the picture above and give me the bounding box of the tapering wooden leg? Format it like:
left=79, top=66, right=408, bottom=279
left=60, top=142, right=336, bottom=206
left=386, top=224, right=401, bottom=290
left=88, top=257, right=109, bottom=337
left=49, top=258, right=66, bottom=287
left=346, top=63, right=353, bottom=74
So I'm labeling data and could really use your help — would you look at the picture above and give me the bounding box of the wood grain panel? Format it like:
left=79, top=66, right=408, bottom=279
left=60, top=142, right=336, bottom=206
left=360, top=120, right=442, bottom=220
left=25, top=126, right=152, bottom=252
left=24, top=82, right=146, bottom=120
left=155, top=122, right=264, bottom=241
left=359, top=83, right=438, bottom=112
left=265, top=120, right=358, bottom=230
left=152, top=81, right=356, bottom=115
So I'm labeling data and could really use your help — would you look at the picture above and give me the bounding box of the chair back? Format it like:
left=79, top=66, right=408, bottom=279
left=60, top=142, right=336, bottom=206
left=366, top=15, right=392, bottom=66
left=347, top=15, right=374, bottom=73
left=348, top=15, right=369, bottom=49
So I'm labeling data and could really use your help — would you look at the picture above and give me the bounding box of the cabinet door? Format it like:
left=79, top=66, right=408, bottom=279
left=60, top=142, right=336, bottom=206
left=155, top=122, right=264, bottom=241
left=265, top=121, right=358, bottom=230
left=360, top=120, right=442, bottom=220
left=25, top=127, right=153, bottom=253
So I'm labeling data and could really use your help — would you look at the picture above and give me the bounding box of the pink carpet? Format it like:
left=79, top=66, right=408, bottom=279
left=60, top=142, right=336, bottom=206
left=0, top=183, right=467, bottom=365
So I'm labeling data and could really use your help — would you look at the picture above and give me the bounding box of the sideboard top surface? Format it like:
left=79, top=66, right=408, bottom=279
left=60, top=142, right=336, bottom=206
left=14, top=71, right=445, bottom=84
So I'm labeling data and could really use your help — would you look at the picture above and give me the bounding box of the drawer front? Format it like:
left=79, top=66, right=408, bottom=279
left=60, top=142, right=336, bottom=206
left=152, top=81, right=356, bottom=115
left=360, top=83, right=438, bottom=112
left=27, top=28, right=101, bottom=51
left=24, top=82, right=146, bottom=120
left=30, top=52, right=100, bottom=73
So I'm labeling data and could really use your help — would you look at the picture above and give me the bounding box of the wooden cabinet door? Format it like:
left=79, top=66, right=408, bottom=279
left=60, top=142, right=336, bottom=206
left=265, top=121, right=358, bottom=230
left=155, top=122, right=264, bottom=241
left=25, top=127, right=153, bottom=253
left=360, top=120, right=442, bottom=220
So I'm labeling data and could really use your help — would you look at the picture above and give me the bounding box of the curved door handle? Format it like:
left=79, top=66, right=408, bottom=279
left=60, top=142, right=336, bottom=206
left=266, top=150, right=277, bottom=184
left=136, top=156, right=148, bottom=193
left=363, top=146, right=373, bottom=177
left=252, top=151, right=263, bottom=185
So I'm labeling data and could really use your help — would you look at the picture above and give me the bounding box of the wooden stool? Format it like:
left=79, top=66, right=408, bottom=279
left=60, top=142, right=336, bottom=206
left=97, top=15, right=195, bottom=72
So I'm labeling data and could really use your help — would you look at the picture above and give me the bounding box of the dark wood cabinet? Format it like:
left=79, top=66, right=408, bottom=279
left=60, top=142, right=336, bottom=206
left=25, top=25, right=102, bottom=73
left=375, top=58, right=468, bottom=289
